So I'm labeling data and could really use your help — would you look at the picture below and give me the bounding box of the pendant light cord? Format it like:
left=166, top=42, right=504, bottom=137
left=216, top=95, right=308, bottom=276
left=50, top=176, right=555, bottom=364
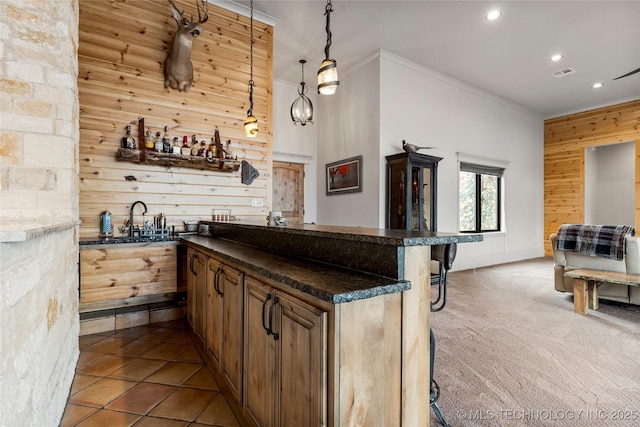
left=248, top=0, right=254, bottom=115
left=299, top=60, right=306, bottom=95
left=324, top=0, right=333, bottom=59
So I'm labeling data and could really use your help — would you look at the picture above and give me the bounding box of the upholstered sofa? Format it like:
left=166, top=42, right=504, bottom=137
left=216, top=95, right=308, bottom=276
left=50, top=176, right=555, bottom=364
left=550, top=233, right=640, bottom=305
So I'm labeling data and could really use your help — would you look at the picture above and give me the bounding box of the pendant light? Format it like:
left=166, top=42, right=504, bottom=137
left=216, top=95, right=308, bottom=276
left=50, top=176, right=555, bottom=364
left=243, top=0, right=258, bottom=137
left=291, top=60, right=313, bottom=126
left=317, top=0, right=339, bottom=95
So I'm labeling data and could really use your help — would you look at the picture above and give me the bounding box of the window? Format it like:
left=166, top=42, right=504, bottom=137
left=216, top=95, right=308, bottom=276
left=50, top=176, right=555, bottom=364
left=459, top=162, right=504, bottom=233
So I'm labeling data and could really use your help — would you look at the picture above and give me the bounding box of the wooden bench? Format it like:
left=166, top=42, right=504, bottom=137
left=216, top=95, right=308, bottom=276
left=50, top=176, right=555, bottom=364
left=563, top=269, right=640, bottom=314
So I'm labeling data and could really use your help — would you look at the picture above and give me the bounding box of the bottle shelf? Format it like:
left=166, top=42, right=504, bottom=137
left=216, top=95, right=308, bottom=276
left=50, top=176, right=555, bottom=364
left=116, top=148, right=240, bottom=172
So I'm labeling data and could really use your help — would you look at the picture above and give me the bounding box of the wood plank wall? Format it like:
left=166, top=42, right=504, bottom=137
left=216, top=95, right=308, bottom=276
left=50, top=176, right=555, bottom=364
left=543, top=100, right=640, bottom=255
left=79, top=0, right=273, bottom=238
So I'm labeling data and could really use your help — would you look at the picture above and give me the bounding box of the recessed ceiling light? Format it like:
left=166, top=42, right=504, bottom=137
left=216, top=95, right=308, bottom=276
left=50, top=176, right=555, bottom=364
left=592, top=82, right=604, bottom=89
left=486, top=10, right=502, bottom=20
left=550, top=54, right=564, bottom=62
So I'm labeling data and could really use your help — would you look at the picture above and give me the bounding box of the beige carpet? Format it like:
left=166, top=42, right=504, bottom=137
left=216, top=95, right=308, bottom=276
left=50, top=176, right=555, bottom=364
left=430, top=257, right=640, bottom=427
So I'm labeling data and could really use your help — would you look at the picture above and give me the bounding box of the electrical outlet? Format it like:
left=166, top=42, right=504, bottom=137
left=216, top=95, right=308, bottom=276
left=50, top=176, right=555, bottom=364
left=251, top=198, right=263, bottom=208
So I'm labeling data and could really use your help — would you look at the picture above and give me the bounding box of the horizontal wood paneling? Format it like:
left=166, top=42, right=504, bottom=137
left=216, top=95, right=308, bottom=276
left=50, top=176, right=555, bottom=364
left=80, top=244, right=177, bottom=303
left=543, top=100, right=640, bottom=255
left=79, top=0, right=273, bottom=238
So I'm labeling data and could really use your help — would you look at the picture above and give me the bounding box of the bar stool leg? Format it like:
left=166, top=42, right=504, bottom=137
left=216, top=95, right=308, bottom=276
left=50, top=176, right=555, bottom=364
left=430, top=327, right=449, bottom=426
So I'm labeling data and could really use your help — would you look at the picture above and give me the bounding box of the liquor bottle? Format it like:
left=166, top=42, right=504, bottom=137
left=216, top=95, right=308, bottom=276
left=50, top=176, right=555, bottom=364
left=210, top=136, right=217, bottom=158
left=225, top=140, right=234, bottom=159
left=172, top=137, right=181, bottom=155
left=144, top=129, right=154, bottom=149
left=162, top=126, right=171, bottom=153
left=190, top=134, right=199, bottom=156
left=121, top=125, right=136, bottom=149
left=154, top=131, right=163, bottom=152
left=181, top=136, right=191, bottom=156
left=214, top=128, right=224, bottom=159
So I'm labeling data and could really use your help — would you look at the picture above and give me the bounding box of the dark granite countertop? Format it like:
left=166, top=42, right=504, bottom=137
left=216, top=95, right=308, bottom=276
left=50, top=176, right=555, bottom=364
left=202, top=221, right=483, bottom=279
left=204, top=220, right=483, bottom=246
left=182, top=235, right=410, bottom=304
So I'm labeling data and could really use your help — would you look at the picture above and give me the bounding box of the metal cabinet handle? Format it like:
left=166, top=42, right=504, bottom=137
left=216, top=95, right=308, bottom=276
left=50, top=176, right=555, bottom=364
left=215, top=267, right=224, bottom=297
left=269, top=296, right=279, bottom=341
left=192, top=254, right=199, bottom=276
left=262, top=293, right=272, bottom=335
left=189, top=254, right=195, bottom=275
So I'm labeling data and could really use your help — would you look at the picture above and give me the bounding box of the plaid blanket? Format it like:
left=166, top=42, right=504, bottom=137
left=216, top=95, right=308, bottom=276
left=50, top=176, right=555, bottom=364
left=556, top=224, right=635, bottom=261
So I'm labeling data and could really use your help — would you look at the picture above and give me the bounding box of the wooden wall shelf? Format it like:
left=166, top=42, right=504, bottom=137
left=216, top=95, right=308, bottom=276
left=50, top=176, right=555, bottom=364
left=116, top=148, right=240, bottom=172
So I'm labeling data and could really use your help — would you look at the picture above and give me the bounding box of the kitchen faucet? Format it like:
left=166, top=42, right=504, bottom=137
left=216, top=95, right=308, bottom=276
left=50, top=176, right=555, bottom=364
left=129, top=200, right=148, bottom=237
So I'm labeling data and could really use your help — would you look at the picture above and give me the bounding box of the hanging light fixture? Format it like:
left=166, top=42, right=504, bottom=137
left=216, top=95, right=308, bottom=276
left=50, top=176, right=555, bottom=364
left=291, top=60, right=313, bottom=126
left=317, top=0, right=339, bottom=95
left=243, top=0, right=258, bottom=137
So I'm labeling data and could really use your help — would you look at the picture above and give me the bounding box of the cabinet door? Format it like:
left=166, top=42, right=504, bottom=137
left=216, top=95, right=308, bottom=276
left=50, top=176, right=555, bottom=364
left=189, top=250, right=206, bottom=346
left=276, top=292, right=327, bottom=427
left=206, top=258, right=224, bottom=369
left=244, top=277, right=277, bottom=427
left=186, top=248, right=198, bottom=331
left=221, top=264, right=244, bottom=401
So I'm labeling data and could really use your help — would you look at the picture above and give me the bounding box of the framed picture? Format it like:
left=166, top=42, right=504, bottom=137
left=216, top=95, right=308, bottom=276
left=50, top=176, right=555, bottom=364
left=326, top=155, right=363, bottom=195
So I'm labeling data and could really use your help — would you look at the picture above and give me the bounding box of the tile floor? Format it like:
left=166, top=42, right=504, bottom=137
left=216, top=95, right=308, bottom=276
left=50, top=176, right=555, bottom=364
left=61, top=319, right=242, bottom=427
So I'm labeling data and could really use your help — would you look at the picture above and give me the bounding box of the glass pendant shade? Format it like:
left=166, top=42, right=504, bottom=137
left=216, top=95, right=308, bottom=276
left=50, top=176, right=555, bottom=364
left=291, top=59, right=313, bottom=126
left=317, top=58, right=339, bottom=95
left=244, top=114, right=258, bottom=137
left=291, top=92, right=313, bottom=126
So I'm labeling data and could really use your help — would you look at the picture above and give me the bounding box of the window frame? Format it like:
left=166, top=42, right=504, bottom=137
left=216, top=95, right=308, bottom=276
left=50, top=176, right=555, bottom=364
left=458, top=160, right=505, bottom=234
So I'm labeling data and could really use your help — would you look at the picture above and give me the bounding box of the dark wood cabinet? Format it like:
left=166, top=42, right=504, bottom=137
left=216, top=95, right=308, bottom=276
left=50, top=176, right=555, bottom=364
left=386, top=152, right=442, bottom=231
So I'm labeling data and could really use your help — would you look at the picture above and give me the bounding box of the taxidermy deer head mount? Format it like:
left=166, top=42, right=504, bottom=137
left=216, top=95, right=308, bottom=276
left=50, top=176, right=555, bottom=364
left=164, top=0, right=208, bottom=92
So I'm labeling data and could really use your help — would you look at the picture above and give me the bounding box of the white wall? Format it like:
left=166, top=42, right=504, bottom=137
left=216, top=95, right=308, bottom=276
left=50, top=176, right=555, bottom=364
left=594, top=142, right=635, bottom=225
left=272, top=79, right=318, bottom=223
left=379, top=51, right=544, bottom=270
left=273, top=50, right=545, bottom=270
left=315, top=55, right=381, bottom=227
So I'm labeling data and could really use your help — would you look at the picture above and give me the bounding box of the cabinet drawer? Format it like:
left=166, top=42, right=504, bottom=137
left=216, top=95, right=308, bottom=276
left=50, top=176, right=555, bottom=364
left=80, top=245, right=177, bottom=303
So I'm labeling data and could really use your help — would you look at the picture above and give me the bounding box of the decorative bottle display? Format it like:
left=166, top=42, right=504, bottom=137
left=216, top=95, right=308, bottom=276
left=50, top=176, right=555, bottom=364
left=121, top=125, right=136, bottom=149
left=116, top=120, right=242, bottom=172
left=144, top=129, right=154, bottom=149
left=162, top=126, right=172, bottom=153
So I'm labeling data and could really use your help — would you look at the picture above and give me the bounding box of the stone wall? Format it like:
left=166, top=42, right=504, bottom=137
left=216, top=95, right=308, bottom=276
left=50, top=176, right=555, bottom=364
left=0, top=229, right=79, bottom=425
left=0, top=0, right=80, bottom=425
left=1, top=0, right=79, bottom=221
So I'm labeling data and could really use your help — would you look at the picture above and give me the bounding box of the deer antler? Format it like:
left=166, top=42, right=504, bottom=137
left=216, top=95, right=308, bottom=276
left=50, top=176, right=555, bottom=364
left=168, top=0, right=208, bottom=25
left=196, top=0, right=208, bottom=25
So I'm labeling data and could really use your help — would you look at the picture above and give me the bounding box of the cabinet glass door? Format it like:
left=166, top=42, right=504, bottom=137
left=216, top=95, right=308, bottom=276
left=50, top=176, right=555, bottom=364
left=389, top=164, right=407, bottom=229
left=410, top=167, right=432, bottom=231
